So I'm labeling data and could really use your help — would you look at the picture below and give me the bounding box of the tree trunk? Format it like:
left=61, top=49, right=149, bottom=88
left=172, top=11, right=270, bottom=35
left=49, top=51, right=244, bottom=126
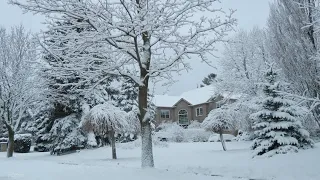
left=138, top=27, right=154, bottom=167
left=219, top=131, right=227, bottom=151
left=141, top=121, right=154, bottom=168
left=6, top=125, right=14, bottom=158
left=109, top=130, right=117, bottom=159
left=139, top=82, right=154, bottom=168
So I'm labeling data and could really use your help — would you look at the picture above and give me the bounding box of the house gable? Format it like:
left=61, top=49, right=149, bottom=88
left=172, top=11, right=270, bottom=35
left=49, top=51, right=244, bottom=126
left=173, top=98, right=192, bottom=107
left=174, top=99, right=193, bottom=124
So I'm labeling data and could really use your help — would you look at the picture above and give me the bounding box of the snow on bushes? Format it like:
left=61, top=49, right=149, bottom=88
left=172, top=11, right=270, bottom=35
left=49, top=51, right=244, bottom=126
left=154, top=122, right=211, bottom=143
left=118, top=136, right=168, bottom=150
left=86, top=132, right=97, bottom=148
left=50, top=114, right=87, bottom=155
left=34, top=134, right=52, bottom=152
left=14, top=134, right=32, bottom=153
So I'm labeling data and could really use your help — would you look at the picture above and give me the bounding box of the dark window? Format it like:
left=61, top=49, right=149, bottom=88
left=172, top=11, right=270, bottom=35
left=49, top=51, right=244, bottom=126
left=160, top=110, right=170, bottom=119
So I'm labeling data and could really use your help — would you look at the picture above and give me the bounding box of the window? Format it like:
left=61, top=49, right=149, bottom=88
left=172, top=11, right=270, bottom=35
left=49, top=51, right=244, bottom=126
left=178, top=109, right=189, bottom=125
left=196, top=107, right=203, bottom=116
left=160, top=110, right=170, bottom=119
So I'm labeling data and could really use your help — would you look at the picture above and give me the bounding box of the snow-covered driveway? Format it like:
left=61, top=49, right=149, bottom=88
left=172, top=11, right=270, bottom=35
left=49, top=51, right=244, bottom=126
left=0, top=142, right=319, bottom=180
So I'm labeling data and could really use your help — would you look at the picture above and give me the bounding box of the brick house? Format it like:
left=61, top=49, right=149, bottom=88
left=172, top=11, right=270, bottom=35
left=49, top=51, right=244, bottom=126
left=153, top=86, right=239, bottom=127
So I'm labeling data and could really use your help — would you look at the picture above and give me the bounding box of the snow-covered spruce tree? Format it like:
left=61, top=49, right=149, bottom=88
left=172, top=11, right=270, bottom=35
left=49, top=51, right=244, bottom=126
left=117, top=78, right=138, bottom=113
left=0, top=122, right=6, bottom=138
left=11, top=0, right=236, bottom=167
left=251, top=65, right=314, bottom=157
left=38, top=17, right=121, bottom=151
left=82, top=103, right=129, bottom=159
left=32, top=106, right=56, bottom=152
left=49, top=114, right=87, bottom=155
left=42, top=18, right=120, bottom=117
left=0, top=26, right=41, bottom=158
left=202, top=107, right=236, bottom=151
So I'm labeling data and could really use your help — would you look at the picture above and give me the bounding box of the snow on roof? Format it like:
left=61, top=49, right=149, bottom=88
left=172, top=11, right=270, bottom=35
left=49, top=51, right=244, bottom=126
left=179, top=86, right=216, bottom=105
left=153, top=86, right=216, bottom=107
left=153, top=95, right=181, bottom=107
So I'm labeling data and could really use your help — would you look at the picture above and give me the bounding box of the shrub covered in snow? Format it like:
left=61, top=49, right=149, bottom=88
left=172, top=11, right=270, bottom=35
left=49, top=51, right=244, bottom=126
left=14, top=134, right=32, bottom=153
left=34, top=134, right=52, bottom=152
left=234, top=130, right=255, bottom=141
left=118, top=136, right=168, bottom=150
left=154, top=123, right=184, bottom=142
left=86, top=132, right=98, bottom=148
left=208, top=134, right=235, bottom=142
left=33, top=115, right=55, bottom=152
left=49, top=114, right=87, bottom=155
left=188, top=121, right=202, bottom=129
left=185, top=128, right=211, bottom=142
left=0, top=137, right=8, bottom=143
left=154, top=122, right=211, bottom=143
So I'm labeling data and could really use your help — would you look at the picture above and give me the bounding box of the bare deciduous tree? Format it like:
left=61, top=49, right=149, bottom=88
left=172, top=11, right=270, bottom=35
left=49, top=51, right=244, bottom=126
left=0, top=25, right=39, bottom=157
left=10, top=0, right=236, bottom=167
left=268, top=0, right=320, bottom=127
left=218, top=28, right=270, bottom=96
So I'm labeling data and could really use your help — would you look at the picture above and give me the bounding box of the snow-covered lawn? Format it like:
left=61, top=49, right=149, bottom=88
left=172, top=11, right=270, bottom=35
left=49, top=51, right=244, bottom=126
left=0, top=142, right=319, bottom=180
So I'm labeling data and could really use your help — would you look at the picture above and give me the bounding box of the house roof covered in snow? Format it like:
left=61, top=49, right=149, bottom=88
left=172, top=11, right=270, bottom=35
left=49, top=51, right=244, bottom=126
left=153, top=86, right=216, bottom=107
left=153, top=86, right=242, bottom=107
left=153, top=95, right=181, bottom=107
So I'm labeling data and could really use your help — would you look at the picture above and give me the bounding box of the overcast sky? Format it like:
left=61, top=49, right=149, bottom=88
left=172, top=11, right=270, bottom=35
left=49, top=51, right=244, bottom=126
left=0, top=0, right=271, bottom=95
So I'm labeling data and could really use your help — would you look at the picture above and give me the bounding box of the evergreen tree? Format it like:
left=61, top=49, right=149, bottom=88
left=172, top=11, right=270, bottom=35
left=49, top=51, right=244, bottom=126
left=202, top=73, right=217, bottom=86
left=0, top=122, right=6, bottom=138
left=49, top=114, right=87, bottom=155
left=38, top=17, right=120, bottom=151
left=117, top=78, right=138, bottom=112
left=251, top=64, right=313, bottom=157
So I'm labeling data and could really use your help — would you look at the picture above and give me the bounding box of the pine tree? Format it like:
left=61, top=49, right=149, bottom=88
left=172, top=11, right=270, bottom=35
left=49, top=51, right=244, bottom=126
left=38, top=18, right=120, bottom=152
left=117, top=78, right=138, bottom=112
left=251, top=65, right=313, bottom=157
left=49, top=114, right=87, bottom=155
left=202, top=73, right=217, bottom=86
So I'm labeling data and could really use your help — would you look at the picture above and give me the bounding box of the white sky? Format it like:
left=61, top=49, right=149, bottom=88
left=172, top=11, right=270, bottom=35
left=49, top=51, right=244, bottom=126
left=0, top=0, right=271, bottom=95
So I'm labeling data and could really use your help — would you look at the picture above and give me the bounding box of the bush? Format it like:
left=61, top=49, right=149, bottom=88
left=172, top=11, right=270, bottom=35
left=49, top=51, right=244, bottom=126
left=14, top=134, right=32, bottom=153
left=154, top=122, right=211, bottom=143
left=86, top=132, right=98, bottom=148
left=34, top=134, right=52, bottom=152
left=118, top=136, right=168, bottom=150
left=155, top=123, right=184, bottom=142
left=117, top=133, right=137, bottom=143
left=234, top=130, right=255, bottom=141
left=186, top=128, right=211, bottom=142
left=0, top=137, right=8, bottom=143
left=188, top=120, right=202, bottom=128
left=50, top=115, right=87, bottom=155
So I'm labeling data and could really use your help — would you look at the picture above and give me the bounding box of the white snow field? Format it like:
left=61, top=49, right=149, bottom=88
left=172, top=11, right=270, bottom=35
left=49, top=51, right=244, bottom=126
left=0, top=142, right=319, bottom=180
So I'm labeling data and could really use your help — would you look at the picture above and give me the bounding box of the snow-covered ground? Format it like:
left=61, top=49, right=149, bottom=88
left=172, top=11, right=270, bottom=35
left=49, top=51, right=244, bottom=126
left=0, top=141, right=319, bottom=180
